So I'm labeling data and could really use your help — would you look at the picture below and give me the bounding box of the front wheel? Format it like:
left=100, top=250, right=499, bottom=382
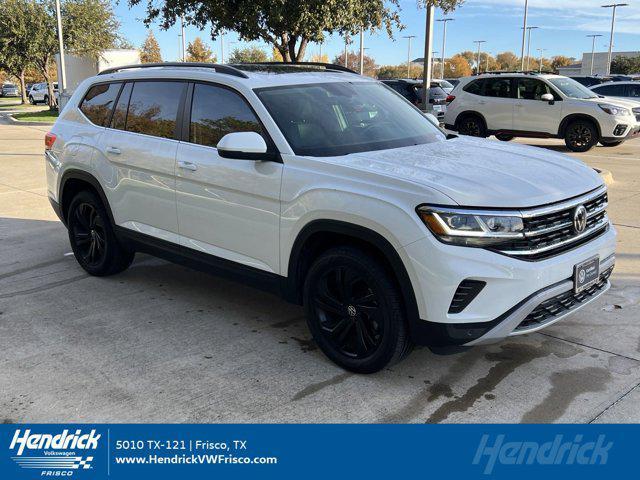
left=303, top=247, right=411, bottom=373
left=67, top=190, right=134, bottom=276
left=600, top=140, right=624, bottom=147
left=28, top=96, right=35, bottom=105
left=564, top=120, right=598, bottom=152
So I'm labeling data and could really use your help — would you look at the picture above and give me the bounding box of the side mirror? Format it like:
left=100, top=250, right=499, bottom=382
left=216, top=132, right=276, bottom=161
left=540, top=93, right=555, bottom=104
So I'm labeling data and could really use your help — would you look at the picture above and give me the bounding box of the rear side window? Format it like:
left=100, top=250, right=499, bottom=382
left=189, top=83, right=263, bottom=147
left=484, top=78, right=513, bottom=98
left=629, top=84, right=640, bottom=98
left=516, top=78, right=553, bottom=100
left=125, top=81, right=185, bottom=139
left=593, top=84, right=626, bottom=96
left=463, top=79, right=484, bottom=95
left=80, top=83, right=121, bottom=126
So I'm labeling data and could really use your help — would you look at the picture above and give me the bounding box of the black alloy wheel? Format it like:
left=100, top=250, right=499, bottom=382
left=565, top=120, right=598, bottom=152
left=457, top=115, right=486, bottom=137
left=303, top=247, right=411, bottom=373
left=71, top=202, right=107, bottom=268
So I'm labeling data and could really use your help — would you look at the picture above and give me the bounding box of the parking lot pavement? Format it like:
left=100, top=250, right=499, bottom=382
left=1, top=122, right=639, bottom=424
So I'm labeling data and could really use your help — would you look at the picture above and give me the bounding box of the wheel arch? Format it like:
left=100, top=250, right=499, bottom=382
left=558, top=114, right=602, bottom=138
left=454, top=110, right=488, bottom=131
left=59, top=170, right=115, bottom=227
left=285, top=220, right=421, bottom=338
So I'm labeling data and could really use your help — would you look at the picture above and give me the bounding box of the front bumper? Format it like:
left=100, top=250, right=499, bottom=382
left=601, top=123, right=640, bottom=142
left=402, top=224, right=617, bottom=346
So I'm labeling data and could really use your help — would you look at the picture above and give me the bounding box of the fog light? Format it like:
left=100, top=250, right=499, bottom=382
left=614, top=124, right=628, bottom=136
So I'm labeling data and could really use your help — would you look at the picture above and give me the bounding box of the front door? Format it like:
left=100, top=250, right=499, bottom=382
left=513, top=78, right=563, bottom=135
left=175, top=82, right=282, bottom=274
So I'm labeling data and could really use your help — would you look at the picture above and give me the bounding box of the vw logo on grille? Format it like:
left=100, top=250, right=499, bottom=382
left=573, top=205, right=588, bottom=234
left=347, top=305, right=357, bottom=317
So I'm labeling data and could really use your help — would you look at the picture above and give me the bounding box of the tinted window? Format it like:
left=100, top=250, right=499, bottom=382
left=80, top=83, right=121, bottom=126
left=110, top=82, right=132, bottom=131
left=629, top=84, right=640, bottom=98
left=190, top=83, right=264, bottom=147
left=256, top=82, right=442, bottom=157
left=484, top=78, right=513, bottom=98
left=516, top=78, right=553, bottom=100
left=463, top=79, right=484, bottom=95
left=125, top=81, right=185, bottom=139
left=593, top=84, right=626, bottom=96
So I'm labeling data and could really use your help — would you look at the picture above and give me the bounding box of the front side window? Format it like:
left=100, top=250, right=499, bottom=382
left=484, top=78, right=513, bottom=98
left=255, top=82, right=443, bottom=157
left=629, top=84, right=640, bottom=98
left=125, top=81, right=185, bottom=139
left=516, top=78, right=553, bottom=100
left=80, top=83, right=121, bottom=126
left=548, top=77, right=598, bottom=99
left=592, top=84, right=625, bottom=96
left=190, top=83, right=264, bottom=148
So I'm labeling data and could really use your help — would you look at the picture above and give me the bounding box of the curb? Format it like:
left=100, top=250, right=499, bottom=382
left=6, top=113, right=55, bottom=127
left=594, top=168, right=614, bottom=186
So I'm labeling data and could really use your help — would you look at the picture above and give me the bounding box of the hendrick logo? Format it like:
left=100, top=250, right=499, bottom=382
left=9, top=429, right=101, bottom=475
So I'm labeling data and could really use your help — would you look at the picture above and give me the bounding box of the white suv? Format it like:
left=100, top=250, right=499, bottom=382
left=28, top=82, right=59, bottom=104
left=45, top=63, right=616, bottom=373
left=444, top=73, right=640, bottom=151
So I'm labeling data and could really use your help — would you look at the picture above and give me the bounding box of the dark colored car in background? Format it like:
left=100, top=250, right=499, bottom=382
left=381, top=79, right=448, bottom=119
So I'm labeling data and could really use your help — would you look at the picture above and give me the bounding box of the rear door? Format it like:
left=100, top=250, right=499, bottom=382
left=480, top=77, right=516, bottom=131
left=175, top=82, right=282, bottom=273
left=96, top=80, right=186, bottom=243
left=513, top=78, right=563, bottom=134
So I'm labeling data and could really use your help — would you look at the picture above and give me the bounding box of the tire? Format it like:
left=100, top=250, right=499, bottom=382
left=43, top=95, right=49, bottom=105
left=303, top=247, right=412, bottom=374
left=28, top=96, right=34, bottom=105
left=495, top=133, right=514, bottom=142
left=457, top=114, right=487, bottom=138
left=67, top=190, right=134, bottom=276
left=600, top=140, right=624, bottom=147
left=564, top=119, right=598, bottom=152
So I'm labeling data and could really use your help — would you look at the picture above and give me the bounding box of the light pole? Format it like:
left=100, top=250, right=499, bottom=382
left=344, top=34, right=351, bottom=68
left=403, top=35, right=416, bottom=78
left=54, top=0, right=66, bottom=93
left=474, top=40, right=486, bottom=74
left=602, top=3, right=628, bottom=75
left=524, top=26, right=539, bottom=70
left=537, top=48, right=546, bottom=72
left=436, top=18, right=454, bottom=79
left=520, top=0, right=529, bottom=71
left=586, top=34, right=603, bottom=75
left=220, top=31, right=225, bottom=63
left=180, top=16, right=186, bottom=61
left=421, top=4, right=435, bottom=110
left=431, top=51, right=439, bottom=74
left=359, top=28, right=364, bottom=75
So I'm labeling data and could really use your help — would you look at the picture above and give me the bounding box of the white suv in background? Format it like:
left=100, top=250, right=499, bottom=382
left=28, top=82, right=59, bottom=104
left=444, top=72, right=640, bottom=151
left=45, top=63, right=616, bottom=373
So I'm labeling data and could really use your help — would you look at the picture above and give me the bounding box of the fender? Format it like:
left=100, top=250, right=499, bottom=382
left=558, top=114, right=602, bottom=138
left=58, top=169, right=116, bottom=227
left=285, top=219, right=421, bottom=339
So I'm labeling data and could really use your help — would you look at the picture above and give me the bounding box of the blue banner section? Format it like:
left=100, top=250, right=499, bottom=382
left=0, top=423, right=636, bottom=479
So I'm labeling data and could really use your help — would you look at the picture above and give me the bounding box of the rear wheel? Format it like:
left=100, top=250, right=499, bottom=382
left=457, top=114, right=487, bottom=138
left=303, top=247, right=411, bottom=373
left=564, top=120, right=598, bottom=152
left=67, top=190, right=134, bottom=276
left=28, top=95, right=35, bottom=105
left=495, top=133, right=514, bottom=142
left=600, top=140, right=624, bottom=147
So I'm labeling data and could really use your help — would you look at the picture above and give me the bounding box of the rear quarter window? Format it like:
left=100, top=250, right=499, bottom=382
left=463, top=79, right=484, bottom=95
left=80, top=83, right=121, bottom=126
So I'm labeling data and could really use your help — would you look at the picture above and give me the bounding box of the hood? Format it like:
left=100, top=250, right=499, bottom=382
left=328, top=136, right=603, bottom=208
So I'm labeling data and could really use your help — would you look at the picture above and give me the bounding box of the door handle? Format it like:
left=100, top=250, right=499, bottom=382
left=178, top=161, right=198, bottom=171
left=106, top=146, right=121, bottom=155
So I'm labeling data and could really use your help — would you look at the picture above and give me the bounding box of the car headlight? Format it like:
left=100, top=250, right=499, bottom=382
left=599, top=104, right=631, bottom=116
left=417, top=206, right=524, bottom=247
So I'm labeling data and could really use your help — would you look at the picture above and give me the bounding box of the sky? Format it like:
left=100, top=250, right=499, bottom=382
left=112, top=0, right=640, bottom=66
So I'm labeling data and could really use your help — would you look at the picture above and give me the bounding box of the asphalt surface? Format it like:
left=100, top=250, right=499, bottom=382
left=1, top=110, right=639, bottom=423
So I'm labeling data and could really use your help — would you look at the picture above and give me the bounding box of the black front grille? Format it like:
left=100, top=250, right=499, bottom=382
left=516, top=266, right=613, bottom=331
left=633, top=108, right=640, bottom=122
left=491, top=191, right=608, bottom=260
left=449, top=280, right=486, bottom=314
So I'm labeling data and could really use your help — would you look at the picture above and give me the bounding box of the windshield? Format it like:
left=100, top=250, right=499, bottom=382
left=437, top=80, right=454, bottom=90
left=548, top=77, right=599, bottom=99
left=255, top=82, right=443, bottom=156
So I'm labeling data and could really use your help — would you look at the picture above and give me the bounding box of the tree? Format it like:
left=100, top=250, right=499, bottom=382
left=495, top=51, right=519, bottom=71
left=444, top=54, right=472, bottom=77
left=186, top=37, right=215, bottom=62
left=332, top=50, right=377, bottom=77
left=551, top=55, right=573, bottom=70
left=309, top=53, right=329, bottom=63
left=24, top=0, right=120, bottom=109
left=228, top=46, right=267, bottom=63
left=377, top=64, right=422, bottom=79
left=127, top=0, right=404, bottom=63
left=140, top=30, right=162, bottom=63
left=0, top=0, right=35, bottom=104
left=610, top=55, right=640, bottom=75
left=458, top=50, right=476, bottom=70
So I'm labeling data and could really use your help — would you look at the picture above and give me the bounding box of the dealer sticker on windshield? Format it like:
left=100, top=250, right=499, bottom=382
left=574, top=256, right=600, bottom=293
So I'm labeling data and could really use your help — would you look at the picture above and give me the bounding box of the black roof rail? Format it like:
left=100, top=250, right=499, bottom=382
left=472, top=70, right=556, bottom=76
left=232, top=61, right=358, bottom=74
left=97, top=62, right=249, bottom=79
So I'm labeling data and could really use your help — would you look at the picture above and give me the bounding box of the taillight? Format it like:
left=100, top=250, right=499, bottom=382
left=446, top=95, right=456, bottom=103
left=45, top=132, right=56, bottom=150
